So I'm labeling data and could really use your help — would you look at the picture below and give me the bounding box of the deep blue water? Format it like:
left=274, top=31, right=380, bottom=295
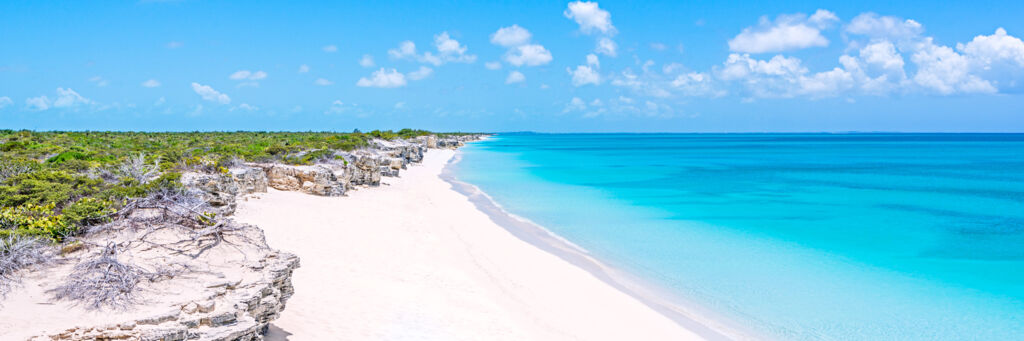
left=453, top=133, right=1024, bottom=340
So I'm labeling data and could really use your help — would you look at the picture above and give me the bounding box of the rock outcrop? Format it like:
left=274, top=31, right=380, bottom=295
left=255, top=164, right=346, bottom=196
left=232, top=166, right=269, bottom=195
left=180, top=172, right=240, bottom=215
left=32, top=251, right=299, bottom=341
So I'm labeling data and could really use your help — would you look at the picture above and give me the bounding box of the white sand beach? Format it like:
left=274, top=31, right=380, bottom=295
left=234, top=148, right=706, bottom=341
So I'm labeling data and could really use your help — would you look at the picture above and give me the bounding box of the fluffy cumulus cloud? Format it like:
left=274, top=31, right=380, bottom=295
left=506, top=70, right=526, bottom=84
left=564, top=2, right=619, bottom=57
left=485, top=61, right=502, bottom=70
left=357, top=68, right=407, bottom=88
left=717, top=53, right=858, bottom=98
left=694, top=12, right=1024, bottom=98
left=388, top=32, right=476, bottom=66
left=564, top=1, right=616, bottom=35
left=568, top=65, right=600, bottom=86
left=0, top=96, right=11, bottom=110
left=490, top=24, right=532, bottom=47
left=141, top=79, right=161, bottom=88
left=433, top=32, right=477, bottom=64
left=298, top=64, right=310, bottom=73
left=958, top=28, right=1024, bottom=70
left=490, top=25, right=553, bottom=67
left=191, top=83, right=231, bottom=104
left=407, top=66, right=434, bottom=80
left=728, top=9, right=838, bottom=53
left=322, top=45, right=338, bottom=52
left=314, top=78, right=333, bottom=86
left=911, top=39, right=996, bottom=94
left=505, top=44, right=553, bottom=67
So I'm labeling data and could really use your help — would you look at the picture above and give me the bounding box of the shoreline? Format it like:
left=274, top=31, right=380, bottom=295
left=235, top=147, right=712, bottom=340
left=441, top=144, right=753, bottom=341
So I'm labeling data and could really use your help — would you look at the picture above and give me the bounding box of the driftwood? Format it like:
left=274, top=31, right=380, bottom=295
left=0, top=235, right=53, bottom=297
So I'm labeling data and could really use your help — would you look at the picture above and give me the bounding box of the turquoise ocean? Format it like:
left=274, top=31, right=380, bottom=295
left=451, top=133, right=1024, bottom=340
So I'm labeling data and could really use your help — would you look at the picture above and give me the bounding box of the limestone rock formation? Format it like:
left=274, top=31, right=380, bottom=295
left=180, top=172, right=240, bottom=215
left=231, top=166, right=269, bottom=195
left=256, top=164, right=345, bottom=196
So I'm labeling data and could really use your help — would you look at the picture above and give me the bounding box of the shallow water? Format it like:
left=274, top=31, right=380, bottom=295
left=453, top=133, right=1024, bottom=340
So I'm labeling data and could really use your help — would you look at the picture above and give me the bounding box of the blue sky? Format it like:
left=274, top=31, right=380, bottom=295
left=1, top=0, right=1023, bottom=132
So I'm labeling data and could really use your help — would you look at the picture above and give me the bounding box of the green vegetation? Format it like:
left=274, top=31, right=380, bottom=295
left=0, top=129, right=475, bottom=243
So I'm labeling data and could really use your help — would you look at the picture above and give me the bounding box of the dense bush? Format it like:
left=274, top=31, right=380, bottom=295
left=0, top=129, right=475, bottom=244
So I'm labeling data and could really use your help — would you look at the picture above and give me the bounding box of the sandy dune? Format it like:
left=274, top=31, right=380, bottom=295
left=234, top=148, right=705, bottom=341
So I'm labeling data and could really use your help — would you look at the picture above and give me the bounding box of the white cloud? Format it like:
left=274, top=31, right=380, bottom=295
left=432, top=32, right=477, bottom=64
left=586, top=54, right=600, bottom=67
left=490, top=25, right=532, bottom=47
left=229, top=70, right=267, bottom=80
left=564, top=2, right=619, bottom=57
left=25, top=96, right=50, bottom=111
left=407, top=66, right=434, bottom=80
left=314, top=78, right=334, bottom=86
left=728, top=10, right=838, bottom=53
left=596, top=37, right=617, bottom=57
left=506, top=70, right=525, bottom=84
left=568, top=65, right=600, bottom=86
left=394, top=102, right=406, bottom=109
left=861, top=41, right=906, bottom=75
left=298, top=64, right=310, bottom=73
left=808, top=9, right=839, bottom=27
left=53, top=88, right=93, bottom=108
left=0, top=96, right=12, bottom=110
left=357, top=68, right=407, bottom=88
left=360, top=54, right=376, bottom=68
left=911, top=39, right=996, bottom=94
left=191, top=82, right=231, bottom=104
left=846, top=13, right=924, bottom=42
left=958, top=28, right=1024, bottom=69
left=141, top=79, right=161, bottom=88
left=323, top=45, right=338, bottom=52
left=505, top=44, right=553, bottom=66
left=388, top=41, right=418, bottom=59
left=564, top=1, right=616, bottom=35
left=489, top=25, right=553, bottom=67
left=387, top=33, right=476, bottom=66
